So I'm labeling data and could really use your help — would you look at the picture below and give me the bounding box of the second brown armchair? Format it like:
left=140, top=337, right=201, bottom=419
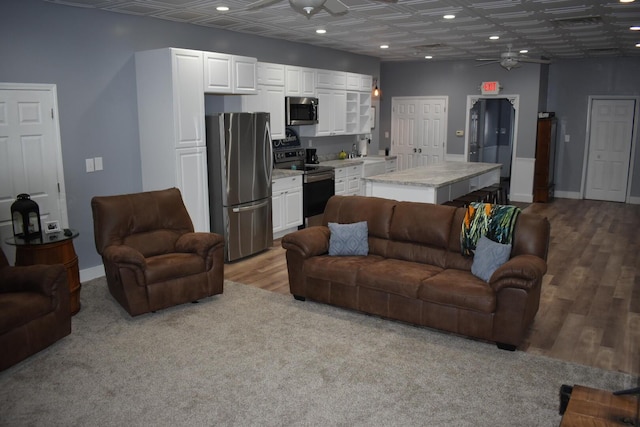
left=91, top=188, right=224, bottom=316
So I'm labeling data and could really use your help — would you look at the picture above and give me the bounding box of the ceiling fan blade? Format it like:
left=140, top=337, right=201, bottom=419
left=518, top=57, right=552, bottom=64
left=475, top=61, right=500, bottom=67
left=247, top=0, right=282, bottom=10
left=475, top=58, right=501, bottom=62
left=370, top=0, right=398, bottom=3
left=323, top=0, right=348, bottom=15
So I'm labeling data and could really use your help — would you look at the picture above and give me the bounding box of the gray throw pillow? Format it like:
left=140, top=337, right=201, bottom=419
left=471, top=235, right=512, bottom=282
left=328, top=221, right=369, bottom=256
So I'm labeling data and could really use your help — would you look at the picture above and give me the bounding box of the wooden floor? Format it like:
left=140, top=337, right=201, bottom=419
left=225, top=198, right=640, bottom=376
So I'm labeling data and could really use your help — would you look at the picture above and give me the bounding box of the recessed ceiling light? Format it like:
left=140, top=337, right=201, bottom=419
left=631, top=26, right=640, bottom=31
left=380, top=44, right=389, bottom=49
left=636, top=42, right=640, bottom=47
left=489, top=35, right=500, bottom=40
left=216, top=6, right=229, bottom=11
left=425, top=55, right=433, bottom=59
left=620, top=0, right=635, bottom=3
left=519, top=49, right=529, bottom=54
left=443, top=14, right=455, bottom=20
left=316, top=29, right=326, bottom=34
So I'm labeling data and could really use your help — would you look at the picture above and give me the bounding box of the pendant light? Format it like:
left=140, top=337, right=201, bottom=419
left=372, top=78, right=380, bottom=97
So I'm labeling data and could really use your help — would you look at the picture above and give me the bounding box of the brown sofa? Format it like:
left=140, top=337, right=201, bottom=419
left=0, top=247, right=71, bottom=371
left=281, top=195, right=550, bottom=350
left=91, top=188, right=225, bottom=316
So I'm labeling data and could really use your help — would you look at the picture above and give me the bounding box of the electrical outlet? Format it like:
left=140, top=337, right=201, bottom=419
left=308, top=139, right=313, bottom=147
left=564, top=134, right=570, bottom=143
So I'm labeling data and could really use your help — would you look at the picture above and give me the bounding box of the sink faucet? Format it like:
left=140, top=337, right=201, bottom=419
left=351, top=143, right=357, bottom=158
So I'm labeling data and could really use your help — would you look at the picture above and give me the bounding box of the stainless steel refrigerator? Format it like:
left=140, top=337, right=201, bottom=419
left=206, top=112, right=273, bottom=262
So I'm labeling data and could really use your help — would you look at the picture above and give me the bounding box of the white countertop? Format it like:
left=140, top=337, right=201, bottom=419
left=361, top=162, right=502, bottom=188
left=272, top=169, right=303, bottom=180
left=319, top=155, right=396, bottom=168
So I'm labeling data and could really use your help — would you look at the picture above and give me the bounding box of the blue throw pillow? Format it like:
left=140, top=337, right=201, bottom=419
left=471, top=235, right=512, bottom=282
left=328, top=221, right=369, bottom=256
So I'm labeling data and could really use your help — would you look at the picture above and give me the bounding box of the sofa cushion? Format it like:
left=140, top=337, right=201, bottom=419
left=144, top=253, right=206, bottom=284
left=471, top=235, right=512, bottom=282
left=328, top=221, right=369, bottom=256
left=304, top=255, right=385, bottom=285
left=418, top=269, right=496, bottom=313
left=0, top=292, right=52, bottom=335
left=323, top=196, right=395, bottom=240
left=357, top=259, right=443, bottom=299
left=389, top=202, right=455, bottom=248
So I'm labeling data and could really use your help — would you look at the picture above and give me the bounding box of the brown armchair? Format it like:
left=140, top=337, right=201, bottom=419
left=91, top=188, right=224, bottom=316
left=0, top=247, right=71, bottom=371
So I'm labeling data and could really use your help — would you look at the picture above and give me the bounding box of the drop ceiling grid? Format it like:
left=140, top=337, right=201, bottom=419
left=42, top=0, right=640, bottom=61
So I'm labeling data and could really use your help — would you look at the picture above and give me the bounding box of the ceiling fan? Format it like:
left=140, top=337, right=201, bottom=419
left=247, top=0, right=397, bottom=18
left=475, top=45, right=551, bottom=70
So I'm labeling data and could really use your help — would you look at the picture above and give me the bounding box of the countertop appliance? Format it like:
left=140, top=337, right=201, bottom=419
left=206, top=112, right=273, bottom=262
left=285, top=96, right=318, bottom=126
left=274, top=128, right=334, bottom=227
left=306, top=148, right=319, bottom=164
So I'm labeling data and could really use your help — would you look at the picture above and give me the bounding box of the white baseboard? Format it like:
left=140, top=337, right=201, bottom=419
left=80, top=264, right=105, bottom=282
left=628, top=196, right=640, bottom=205
left=554, top=190, right=581, bottom=199
left=509, top=193, right=533, bottom=203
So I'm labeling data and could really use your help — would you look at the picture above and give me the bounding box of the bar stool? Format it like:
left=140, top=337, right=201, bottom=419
left=469, top=188, right=495, bottom=203
left=443, top=199, right=467, bottom=208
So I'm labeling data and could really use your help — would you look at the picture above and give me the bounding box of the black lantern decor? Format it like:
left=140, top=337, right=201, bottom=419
left=11, top=193, right=42, bottom=240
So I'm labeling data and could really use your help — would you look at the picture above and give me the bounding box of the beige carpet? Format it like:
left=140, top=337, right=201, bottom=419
left=0, top=278, right=635, bottom=426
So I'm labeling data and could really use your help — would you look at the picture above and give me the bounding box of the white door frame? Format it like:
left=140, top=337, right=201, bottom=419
left=581, top=95, right=639, bottom=203
left=0, top=82, right=68, bottom=230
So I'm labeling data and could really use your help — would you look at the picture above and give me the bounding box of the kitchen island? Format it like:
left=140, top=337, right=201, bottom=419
left=362, top=161, right=501, bottom=204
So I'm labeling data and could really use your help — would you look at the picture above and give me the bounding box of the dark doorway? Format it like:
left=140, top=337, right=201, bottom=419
left=469, top=98, right=515, bottom=197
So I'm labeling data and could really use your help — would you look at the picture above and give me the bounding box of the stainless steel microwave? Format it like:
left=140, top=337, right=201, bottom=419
left=285, top=97, right=319, bottom=126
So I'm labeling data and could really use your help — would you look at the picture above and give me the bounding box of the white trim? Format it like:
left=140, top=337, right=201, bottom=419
left=445, top=153, right=466, bottom=162
left=80, top=264, right=105, bottom=282
left=509, top=157, right=534, bottom=203
left=629, top=196, right=640, bottom=205
left=554, top=190, right=581, bottom=200
left=581, top=95, right=639, bottom=203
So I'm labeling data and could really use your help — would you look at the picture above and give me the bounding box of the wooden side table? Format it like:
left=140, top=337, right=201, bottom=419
left=6, top=229, right=81, bottom=315
left=560, top=385, right=639, bottom=426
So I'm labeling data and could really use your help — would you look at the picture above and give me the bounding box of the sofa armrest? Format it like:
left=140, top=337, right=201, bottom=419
left=281, top=226, right=331, bottom=258
left=176, top=232, right=225, bottom=259
left=489, top=254, right=547, bottom=292
left=0, top=264, right=66, bottom=297
left=102, top=245, right=146, bottom=268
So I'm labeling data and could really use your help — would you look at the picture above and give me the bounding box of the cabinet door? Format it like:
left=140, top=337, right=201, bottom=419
left=332, top=90, right=347, bottom=135
left=285, top=66, right=301, bottom=96
left=301, top=68, right=316, bottom=96
left=316, top=89, right=333, bottom=136
left=258, top=62, right=285, bottom=86
left=175, top=147, right=209, bottom=232
left=232, top=55, right=257, bottom=94
left=335, top=178, right=347, bottom=195
left=284, top=187, right=303, bottom=228
left=271, top=188, right=284, bottom=234
left=264, top=85, right=285, bottom=139
left=360, top=75, right=372, bottom=92
left=346, top=73, right=361, bottom=91
left=347, top=176, right=361, bottom=195
left=172, top=49, right=205, bottom=148
left=203, top=52, right=233, bottom=93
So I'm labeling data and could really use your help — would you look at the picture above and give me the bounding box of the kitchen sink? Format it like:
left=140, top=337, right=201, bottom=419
left=361, top=158, right=386, bottom=177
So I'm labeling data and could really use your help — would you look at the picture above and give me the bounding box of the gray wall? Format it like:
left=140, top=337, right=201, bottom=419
left=0, top=0, right=380, bottom=270
left=546, top=57, right=640, bottom=196
left=379, top=57, right=640, bottom=198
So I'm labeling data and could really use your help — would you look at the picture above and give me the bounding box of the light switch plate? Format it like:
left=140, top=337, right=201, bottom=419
left=94, top=157, right=103, bottom=171
left=86, top=158, right=94, bottom=173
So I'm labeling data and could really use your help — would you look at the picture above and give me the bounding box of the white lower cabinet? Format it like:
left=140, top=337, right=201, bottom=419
left=272, top=175, right=303, bottom=238
left=175, top=147, right=209, bottom=232
left=386, top=158, right=397, bottom=173
left=334, top=164, right=362, bottom=196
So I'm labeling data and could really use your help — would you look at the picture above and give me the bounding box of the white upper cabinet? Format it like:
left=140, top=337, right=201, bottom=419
left=203, top=52, right=257, bottom=94
left=257, top=62, right=285, bottom=86
left=285, top=66, right=316, bottom=96
left=347, top=73, right=373, bottom=92
left=172, top=49, right=206, bottom=148
left=316, top=69, right=346, bottom=90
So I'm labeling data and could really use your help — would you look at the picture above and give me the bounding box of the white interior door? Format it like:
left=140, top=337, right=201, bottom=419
left=0, top=83, right=67, bottom=261
left=585, top=98, right=636, bottom=202
left=391, top=97, right=447, bottom=170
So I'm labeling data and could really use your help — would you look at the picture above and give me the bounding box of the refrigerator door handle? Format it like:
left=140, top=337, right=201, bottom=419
left=264, top=121, right=273, bottom=183
left=232, top=200, right=270, bottom=213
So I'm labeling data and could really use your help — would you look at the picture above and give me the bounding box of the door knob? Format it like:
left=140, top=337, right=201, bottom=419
left=413, top=148, right=417, bottom=153
left=418, top=148, right=422, bottom=153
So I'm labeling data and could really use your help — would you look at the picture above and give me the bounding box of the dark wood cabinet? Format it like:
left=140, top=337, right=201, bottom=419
left=533, top=117, right=557, bottom=202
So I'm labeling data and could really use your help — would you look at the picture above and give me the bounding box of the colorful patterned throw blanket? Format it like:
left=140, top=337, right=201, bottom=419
left=461, top=202, right=521, bottom=257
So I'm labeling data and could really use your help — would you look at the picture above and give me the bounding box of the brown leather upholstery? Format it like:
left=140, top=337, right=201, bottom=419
left=91, top=188, right=224, bottom=316
left=0, top=247, right=71, bottom=371
left=282, top=195, right=550, bottom=349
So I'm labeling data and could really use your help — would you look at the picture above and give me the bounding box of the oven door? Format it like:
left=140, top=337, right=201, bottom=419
left=303, top=171, right=334, bottom=219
